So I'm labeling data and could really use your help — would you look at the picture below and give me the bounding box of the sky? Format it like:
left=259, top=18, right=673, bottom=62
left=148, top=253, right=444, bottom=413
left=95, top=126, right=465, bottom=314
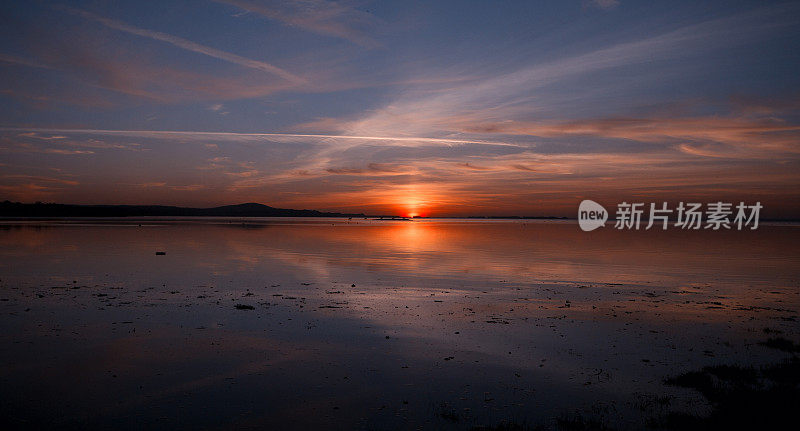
left=1, top=0, right=799, bottom=217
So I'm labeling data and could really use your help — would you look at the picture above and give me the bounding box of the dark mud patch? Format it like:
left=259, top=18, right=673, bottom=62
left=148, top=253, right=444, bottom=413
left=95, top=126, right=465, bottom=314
left=652, top=337, right=800, bottom=429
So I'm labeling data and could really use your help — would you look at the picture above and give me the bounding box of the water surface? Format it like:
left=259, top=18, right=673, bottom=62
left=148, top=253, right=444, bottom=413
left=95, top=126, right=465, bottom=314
left=1, top=219, right=798, bottom=429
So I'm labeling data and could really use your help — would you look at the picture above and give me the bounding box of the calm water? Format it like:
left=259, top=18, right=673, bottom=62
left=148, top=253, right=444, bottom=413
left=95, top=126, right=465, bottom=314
left=1, top=219, right=798, bottom=429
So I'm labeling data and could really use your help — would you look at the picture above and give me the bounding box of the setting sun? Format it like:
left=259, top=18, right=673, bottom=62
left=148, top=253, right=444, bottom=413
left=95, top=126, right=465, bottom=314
left=401, top=196, right=425, bottom=218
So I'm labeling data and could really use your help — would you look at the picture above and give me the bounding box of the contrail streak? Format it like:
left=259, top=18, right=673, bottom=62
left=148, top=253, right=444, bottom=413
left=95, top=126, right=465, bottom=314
left=61, top=7, right=305, bottom=84
left=1, top=127, right=523, bottom=147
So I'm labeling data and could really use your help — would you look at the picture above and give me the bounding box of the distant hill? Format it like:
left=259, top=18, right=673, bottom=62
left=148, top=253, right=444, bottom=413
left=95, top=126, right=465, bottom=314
left=0, top=201, right=366, bottom=218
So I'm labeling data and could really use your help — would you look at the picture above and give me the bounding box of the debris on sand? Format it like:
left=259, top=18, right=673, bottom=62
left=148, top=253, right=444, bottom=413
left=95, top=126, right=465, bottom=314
left=234, top=304, right=255, bottom=310
left=155, top=251, right=166, bottom=255
left=485, top=318, right=510, bottom=324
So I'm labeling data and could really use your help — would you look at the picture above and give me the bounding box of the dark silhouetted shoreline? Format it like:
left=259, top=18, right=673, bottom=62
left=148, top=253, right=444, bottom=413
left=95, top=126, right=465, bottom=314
left=0, top=201, right=365, bottom=218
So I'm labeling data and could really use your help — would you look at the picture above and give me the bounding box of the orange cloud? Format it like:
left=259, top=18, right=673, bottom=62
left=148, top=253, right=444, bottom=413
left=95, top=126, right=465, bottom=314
left=461, top=116, right=800, bottom=157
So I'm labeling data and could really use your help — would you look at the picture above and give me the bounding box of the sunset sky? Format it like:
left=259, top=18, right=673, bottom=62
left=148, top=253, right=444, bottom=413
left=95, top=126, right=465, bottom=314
left=1, top=0, right=799, bottom=217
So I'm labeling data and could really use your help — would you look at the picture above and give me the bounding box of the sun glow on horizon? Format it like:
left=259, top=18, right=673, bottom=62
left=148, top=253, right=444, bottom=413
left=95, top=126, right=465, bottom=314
left=401, top=194, right=426, bottom=218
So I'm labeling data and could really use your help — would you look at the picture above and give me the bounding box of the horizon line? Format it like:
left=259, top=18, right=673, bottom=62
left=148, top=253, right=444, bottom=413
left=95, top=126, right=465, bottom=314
left=3, top=201, right=799, bottom=222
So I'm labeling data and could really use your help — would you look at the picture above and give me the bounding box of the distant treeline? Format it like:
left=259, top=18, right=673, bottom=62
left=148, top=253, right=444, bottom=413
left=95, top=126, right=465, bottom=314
left=0, top=201, right=366, bottom=218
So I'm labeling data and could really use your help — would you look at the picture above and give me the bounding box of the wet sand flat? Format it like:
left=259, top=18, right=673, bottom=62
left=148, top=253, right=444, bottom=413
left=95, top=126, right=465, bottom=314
left=1, top=219, right=798, bottom=429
